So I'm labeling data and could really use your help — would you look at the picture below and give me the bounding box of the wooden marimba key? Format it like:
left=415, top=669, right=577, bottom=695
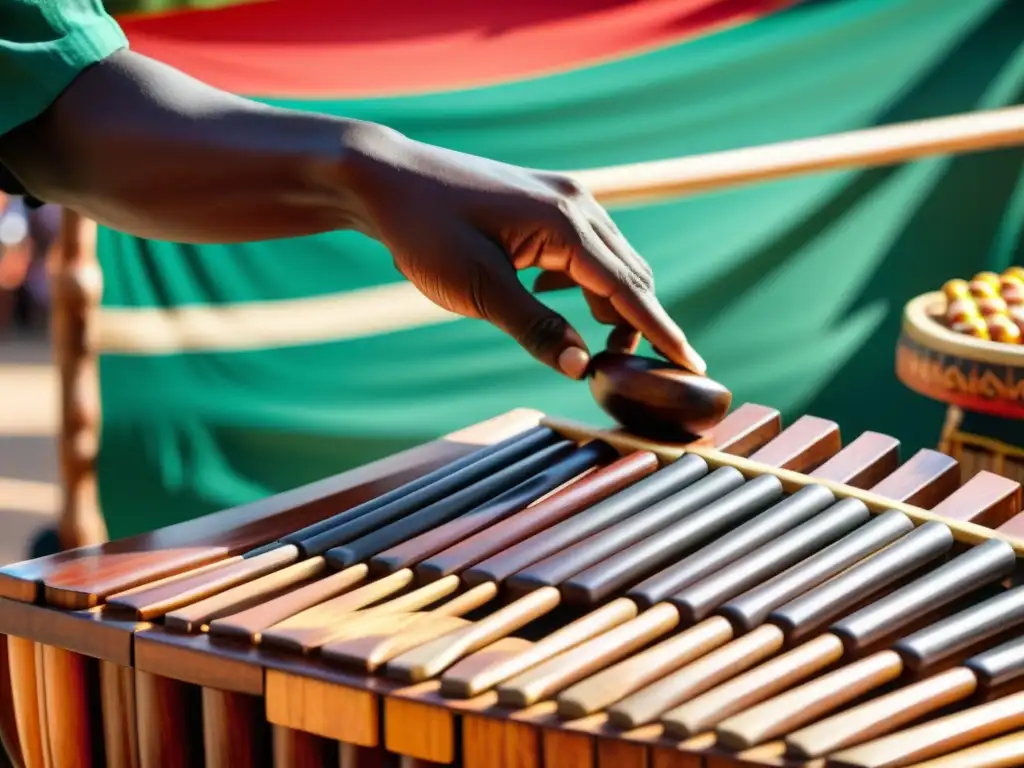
left=0, top=406, right=1022, bottom=768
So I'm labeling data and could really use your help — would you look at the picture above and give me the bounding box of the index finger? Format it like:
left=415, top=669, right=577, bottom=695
left=610, top=288, right=706, bottom=374
left=560, top=227, right=706, bottom=375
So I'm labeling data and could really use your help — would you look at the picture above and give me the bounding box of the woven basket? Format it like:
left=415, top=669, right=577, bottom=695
left=896, top=291, right=1024, bottom=420
left=897, top=290, right=1024, bottom=483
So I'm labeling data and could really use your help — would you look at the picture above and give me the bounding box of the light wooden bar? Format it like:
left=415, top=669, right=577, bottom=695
left=574, top=105, right=1024, bottom=205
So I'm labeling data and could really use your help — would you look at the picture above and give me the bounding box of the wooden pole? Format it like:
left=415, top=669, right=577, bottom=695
left=52, top=208, right=107, bottom=550
left=575, top=104, right=1024, bottom=205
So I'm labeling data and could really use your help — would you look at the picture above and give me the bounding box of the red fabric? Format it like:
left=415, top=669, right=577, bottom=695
left=119, top=0, right=794, bottom=98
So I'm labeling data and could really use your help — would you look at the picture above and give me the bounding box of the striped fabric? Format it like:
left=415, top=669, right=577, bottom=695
left=95, top=0, right=1024, bottom=536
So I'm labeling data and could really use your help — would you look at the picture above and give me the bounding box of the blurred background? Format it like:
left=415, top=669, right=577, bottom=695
left=1, top=0, right=1023, bottom=562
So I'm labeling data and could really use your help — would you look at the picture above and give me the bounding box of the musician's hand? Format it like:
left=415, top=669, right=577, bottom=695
left=343, top=124, right=706, bottom=380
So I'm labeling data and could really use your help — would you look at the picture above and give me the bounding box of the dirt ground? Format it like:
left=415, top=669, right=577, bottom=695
left=0, top=332, right=60, bottom=565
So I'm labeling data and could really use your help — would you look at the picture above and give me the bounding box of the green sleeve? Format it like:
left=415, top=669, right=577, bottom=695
left=0, top=0, right=128, bottom=137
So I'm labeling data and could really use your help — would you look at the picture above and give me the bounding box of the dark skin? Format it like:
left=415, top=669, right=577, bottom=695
left=0, top=50, right=705, bottom=379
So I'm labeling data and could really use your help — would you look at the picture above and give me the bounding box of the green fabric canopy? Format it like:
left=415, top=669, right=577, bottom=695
left=96, top=0, right=1024, bottom=537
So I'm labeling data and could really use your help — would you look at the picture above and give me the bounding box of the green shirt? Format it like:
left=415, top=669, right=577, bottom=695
left=0, top=0, right=128, bottom=137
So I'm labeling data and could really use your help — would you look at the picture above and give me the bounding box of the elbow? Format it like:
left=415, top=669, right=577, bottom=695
left=1, top=119, right=107, bottom=211
left=1, top=118, right=166, bottom=237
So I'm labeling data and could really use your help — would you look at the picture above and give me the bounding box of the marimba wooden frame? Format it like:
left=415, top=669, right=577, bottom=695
left=3, top=409, right=1024, bottom=768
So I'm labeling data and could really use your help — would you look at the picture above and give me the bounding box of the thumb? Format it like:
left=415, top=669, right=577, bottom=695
left=468, top=239, right=591, bottom=379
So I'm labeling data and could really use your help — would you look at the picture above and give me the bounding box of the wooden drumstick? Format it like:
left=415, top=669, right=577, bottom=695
left=384, top=417, right=843, bottom=685
left=450, top=444, right=964, bottom=705
left=713, top=563, right=1024, bottom=750
left=828, top=690, right=1024, bottom=768
left=899, top=730, right=1024, bottom=768
left=782, top=633, right=1024, bottom=758
left=582, top=467, right=1015, bottom=727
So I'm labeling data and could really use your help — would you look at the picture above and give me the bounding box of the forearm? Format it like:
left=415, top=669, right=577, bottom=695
left=0, top=50, right=380, bottom=243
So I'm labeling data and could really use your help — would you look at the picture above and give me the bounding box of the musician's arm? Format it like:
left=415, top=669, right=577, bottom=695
left=0, top=49, right=395, bottom=244
left=0, top=4, right=704, bottom=375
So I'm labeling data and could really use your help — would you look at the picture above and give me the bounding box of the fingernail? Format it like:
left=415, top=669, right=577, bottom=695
left=559, top=347, right=591, bottom=379
left=685, top=342, right=707, bottom=375
left=607, top=326, right=641, bottom=354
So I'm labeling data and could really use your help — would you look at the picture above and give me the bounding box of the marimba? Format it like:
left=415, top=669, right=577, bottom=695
left=2, top=404, right=1024, bottom=768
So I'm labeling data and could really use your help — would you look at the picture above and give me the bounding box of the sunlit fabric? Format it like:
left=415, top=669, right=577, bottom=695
left=96, top=0, right=1024, bottom=536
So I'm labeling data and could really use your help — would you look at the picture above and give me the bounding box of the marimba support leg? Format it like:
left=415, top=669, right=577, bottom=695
left=38, top=645, right=99, bottom=768
left=99, top=662, right=138, bottom=768
left=202, top=688, right=271, bottom=768
left=337, top=743, right=385, bottom=768
left=7, top=639, right=44, bottom=768
left=396, top=759, right=444, bottom=768
left=272, top=725, right=338, bottom=768
left=651, top=747, right=702, bottom=768
left=134, top=671, right=202, bottom=768
left=0, top=635, right=24, bottom=768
